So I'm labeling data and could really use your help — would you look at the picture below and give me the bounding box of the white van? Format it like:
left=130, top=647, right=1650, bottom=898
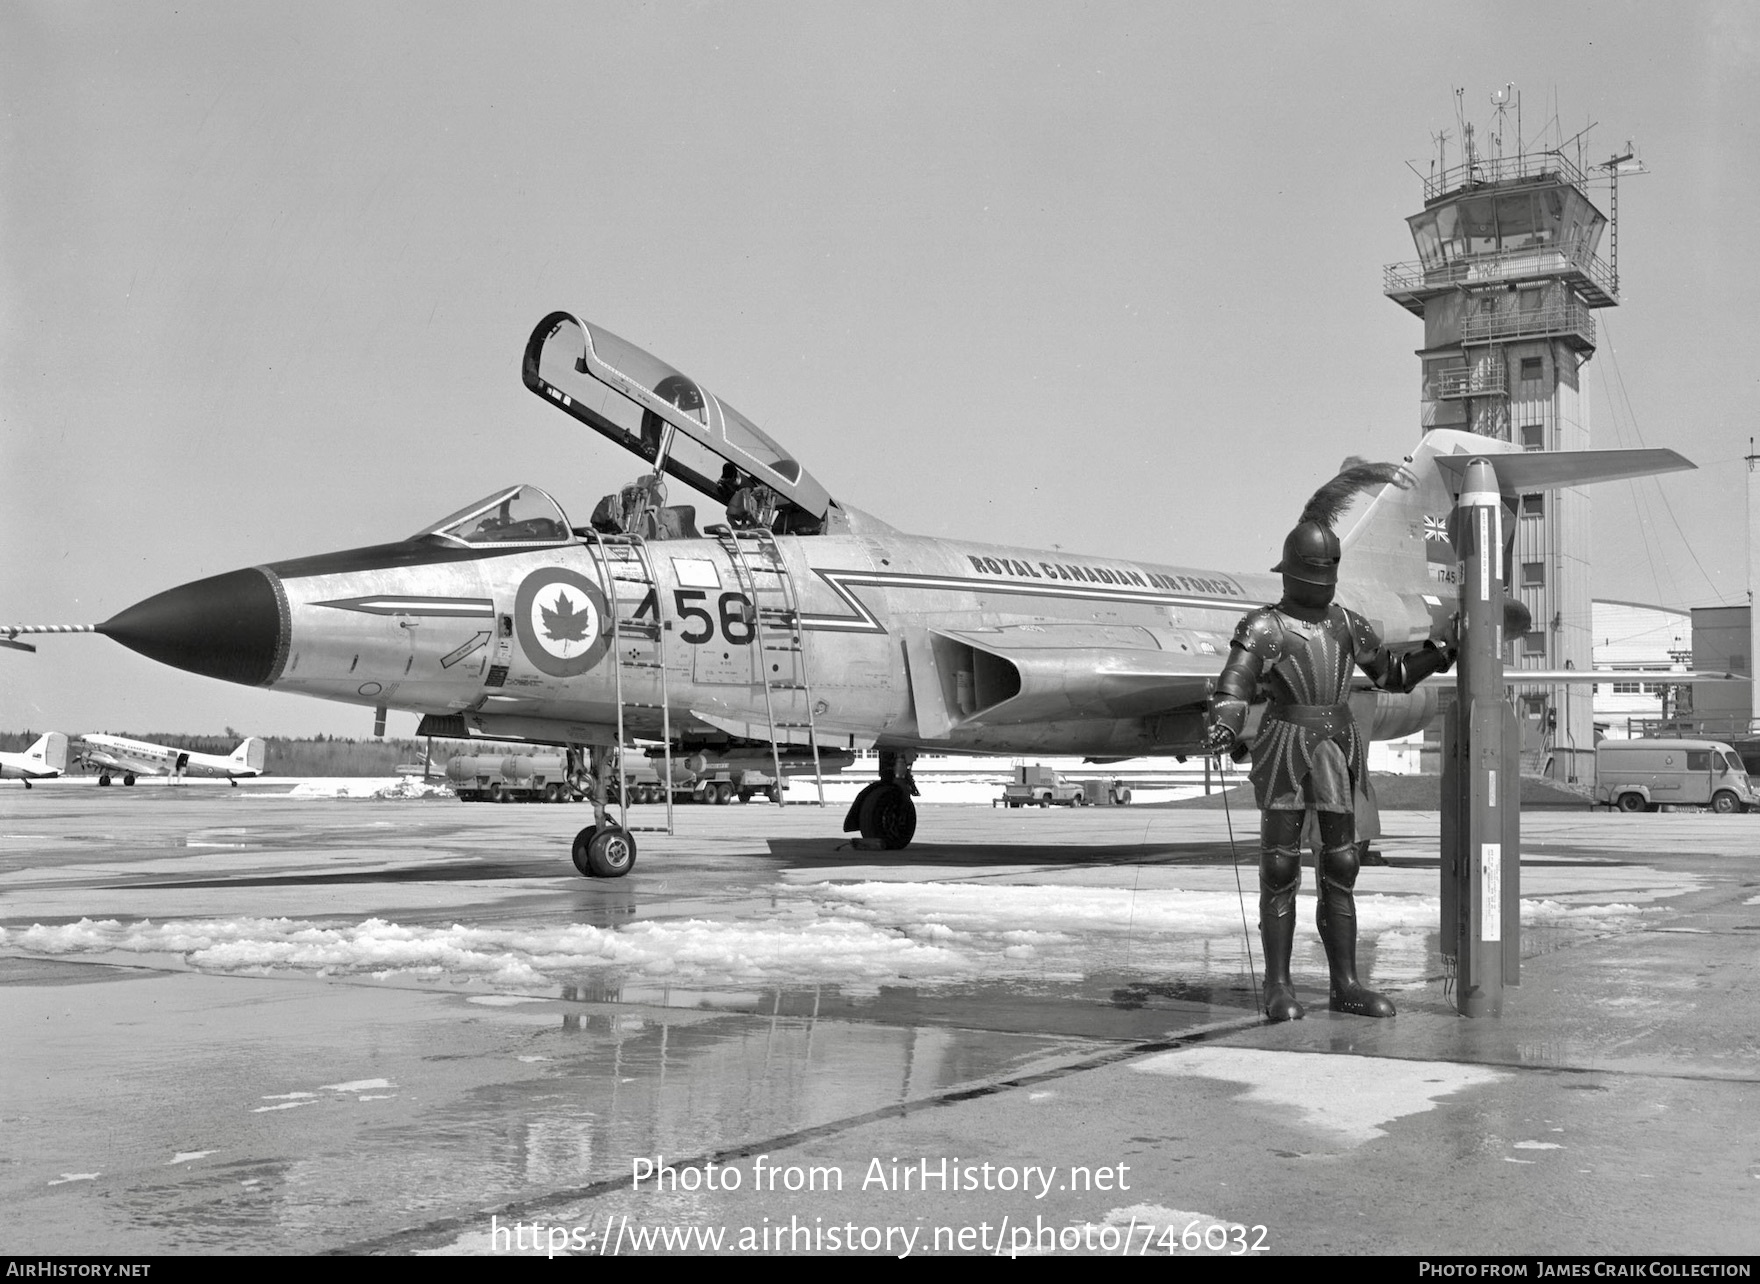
left=1595, top=738, right=1756, bottom=814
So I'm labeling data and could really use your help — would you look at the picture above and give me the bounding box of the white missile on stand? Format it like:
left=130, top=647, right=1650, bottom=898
left=1442, top=457, right=1522, bottom=1018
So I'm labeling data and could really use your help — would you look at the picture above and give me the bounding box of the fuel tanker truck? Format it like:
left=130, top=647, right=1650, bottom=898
left=446, top=751, right=581, bottom=803
left=445, top=746, right=849, bottom=804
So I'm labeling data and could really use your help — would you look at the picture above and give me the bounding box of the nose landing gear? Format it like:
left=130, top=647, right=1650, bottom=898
left=843, top=750, right=918, bottom=850
left=568, top=744, right=638, bottom=878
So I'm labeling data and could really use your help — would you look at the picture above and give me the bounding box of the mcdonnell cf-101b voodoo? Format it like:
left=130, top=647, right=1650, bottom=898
left=5, top=312, right=1693, bottom=877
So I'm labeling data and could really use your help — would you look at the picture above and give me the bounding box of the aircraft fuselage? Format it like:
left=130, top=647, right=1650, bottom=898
left=101, top=520, right=1438, bottom=761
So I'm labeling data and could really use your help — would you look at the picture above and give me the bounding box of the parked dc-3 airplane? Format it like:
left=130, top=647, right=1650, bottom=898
left=0, top=732, right=70, bottom=788
left=75, top=734, right=267, bottom=787
left=5, top=312, right=1693, bottom=875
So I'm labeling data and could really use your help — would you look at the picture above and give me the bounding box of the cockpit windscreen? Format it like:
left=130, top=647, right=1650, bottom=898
left=420, top=484, right=573, bottom=547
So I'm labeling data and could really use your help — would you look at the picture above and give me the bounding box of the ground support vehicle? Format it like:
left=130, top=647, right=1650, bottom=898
left=999, top=764, right=1087, bottom=808
left=628, top=749, right=812, bottom=805
left=446, top=752, right=581, bottom=803
left=1594, top=737, right=1756, bottom=814
left=1078, top=777, right=1133, bottom=806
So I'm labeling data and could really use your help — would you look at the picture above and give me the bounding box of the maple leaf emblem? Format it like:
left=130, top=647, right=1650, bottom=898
left=541, top=591, right=593, bottom=644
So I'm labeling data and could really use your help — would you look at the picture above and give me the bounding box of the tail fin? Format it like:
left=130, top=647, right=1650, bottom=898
left=1337, top=429, right=1523, bottom=603
left=1335, top=428, right=1694, bottom=640
left=26, top=732, right=70, bottom=772
left=232, top=737, right=267, bottom=774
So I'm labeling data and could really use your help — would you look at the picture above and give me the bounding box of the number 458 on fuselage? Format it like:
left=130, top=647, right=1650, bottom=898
left=14, top=311, right=1694, bottom=877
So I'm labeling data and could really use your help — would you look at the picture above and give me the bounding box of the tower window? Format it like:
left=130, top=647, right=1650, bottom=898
left=1522, top=631, right=1548, bottom=656
left=1520, top=357, right=1544, bottom=381
left=1521, top=424, right=1545, bottom=451
left=1521, top=561, right=1545, bottom=587
left=1521, top=493, right=1544, bottom=518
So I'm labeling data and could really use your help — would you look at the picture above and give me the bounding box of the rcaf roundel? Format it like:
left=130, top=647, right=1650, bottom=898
left=513, top=568, right=611, bottom=677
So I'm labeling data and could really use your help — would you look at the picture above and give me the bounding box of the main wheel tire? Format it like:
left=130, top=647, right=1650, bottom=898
left=856, top=782, right=917, bottom=850
left=1616, top=792, right=1645, bottom=813
left=124, top=774, right=136, bottom=786
left=570, top=824, right=636, bottom=878
left=99, top=775, right=111, bottom=787
left=570, top=826, right=597, bottom=875
left=1711, top=790, right=1740, bottom=814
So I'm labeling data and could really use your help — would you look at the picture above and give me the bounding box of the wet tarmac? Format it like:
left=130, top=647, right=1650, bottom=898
left=1, top=780, right=1755, bottom=1255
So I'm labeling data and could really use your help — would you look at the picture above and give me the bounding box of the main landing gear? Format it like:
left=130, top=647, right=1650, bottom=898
left=843, top=750, right=918, bottom=850
left=96, top=773, right=136, bottom=787
left=571, top=825, right=636, bottom=878
left=569, top=744, right=637, bottom=879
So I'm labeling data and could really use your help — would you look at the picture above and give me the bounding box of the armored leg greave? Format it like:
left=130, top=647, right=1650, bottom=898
left=1315, top=812, right=1395, bottom=1018
left=1258, top=811, right=1305, bottom=1023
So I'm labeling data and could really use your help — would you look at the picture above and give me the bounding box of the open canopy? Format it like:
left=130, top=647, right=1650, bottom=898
left=522, top=311, right=837, bottom=532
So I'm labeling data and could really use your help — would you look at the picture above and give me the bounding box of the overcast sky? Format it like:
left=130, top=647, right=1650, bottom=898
left=3, top=2, right=1756, bottom=738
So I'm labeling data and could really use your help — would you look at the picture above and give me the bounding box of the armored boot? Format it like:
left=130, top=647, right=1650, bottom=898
left=1258, top=813, right=1305, bottom=1023
left=1316, top=825, right=1395, bottom=1018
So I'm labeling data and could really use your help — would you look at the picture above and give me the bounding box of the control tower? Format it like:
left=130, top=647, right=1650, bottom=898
left=1385, top=99, right=1629, bottom=783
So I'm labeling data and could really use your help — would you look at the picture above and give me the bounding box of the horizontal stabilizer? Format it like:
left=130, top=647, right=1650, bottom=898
left=1434, top=448, right=1692, bottom=493
left=1505, top=669, right=1743, bottom=684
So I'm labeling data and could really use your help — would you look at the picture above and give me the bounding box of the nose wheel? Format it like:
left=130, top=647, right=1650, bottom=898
left=571, top=824, right=637, bottom=878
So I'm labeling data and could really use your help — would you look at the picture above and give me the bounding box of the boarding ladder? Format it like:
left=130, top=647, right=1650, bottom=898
left=706, top=524, right=826, bottom=805
left=585, top=528, right=675, bottom=836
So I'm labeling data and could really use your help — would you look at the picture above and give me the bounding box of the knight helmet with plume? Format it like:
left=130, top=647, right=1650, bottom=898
left=1272, top=458, right=1413, bottom=610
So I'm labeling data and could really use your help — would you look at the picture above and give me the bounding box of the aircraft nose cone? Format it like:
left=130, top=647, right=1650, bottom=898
left=97, top=567, right=287, bottom=687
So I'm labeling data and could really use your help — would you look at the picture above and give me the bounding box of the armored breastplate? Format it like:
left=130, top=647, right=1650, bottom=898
left=1263, top=610, right=1354, bottom=708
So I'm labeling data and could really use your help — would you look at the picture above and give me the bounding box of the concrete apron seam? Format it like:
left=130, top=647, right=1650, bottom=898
left=336, top=1011, right=1266, bottom=1255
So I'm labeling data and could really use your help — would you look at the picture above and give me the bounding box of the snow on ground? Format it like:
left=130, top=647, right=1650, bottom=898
left=0, top=913, right=973, bottom=988
left=272, top=776, right=454, bottom=800
left=0, top=876, right=1663, bottom=992
left=1132, top=1046, right=1507, bottom=1147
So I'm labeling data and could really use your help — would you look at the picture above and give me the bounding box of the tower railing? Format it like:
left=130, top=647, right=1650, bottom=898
left=1384, top=246, right=1618, bottom=309
left=1422, top=149, right=1590, bottom=202
left=1461, top=300, right=1596, bottom=350
left=1434, top=363, right=1508, bottom=400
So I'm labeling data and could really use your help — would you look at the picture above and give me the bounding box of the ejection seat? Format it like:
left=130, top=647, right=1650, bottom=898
left=589, top=475, right=699, bottom=540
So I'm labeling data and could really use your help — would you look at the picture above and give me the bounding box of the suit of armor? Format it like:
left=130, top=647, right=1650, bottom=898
left=1204, top=465, right=1453, bottom=1023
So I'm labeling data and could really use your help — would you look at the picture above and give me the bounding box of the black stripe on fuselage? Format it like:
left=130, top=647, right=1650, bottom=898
left=314, top=595, right=496, bottom=618
left=266, top=537, right=548, bottom=580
